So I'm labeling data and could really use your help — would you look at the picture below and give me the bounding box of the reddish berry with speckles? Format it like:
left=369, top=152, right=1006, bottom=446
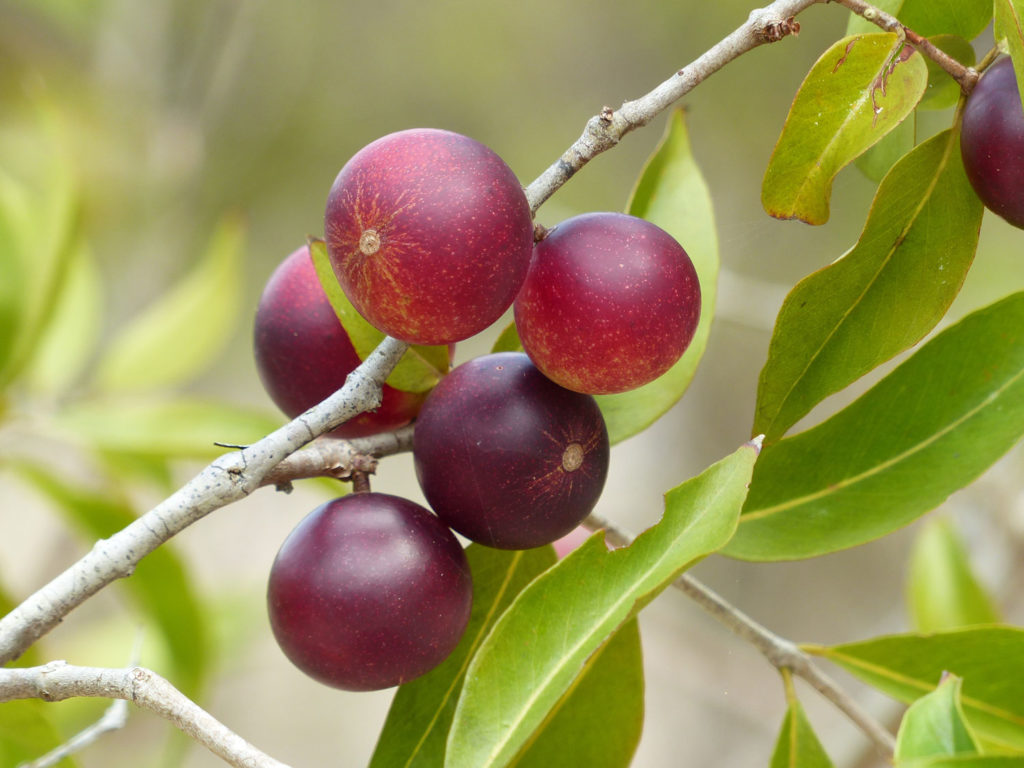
left=324, top=129, right=534, bottom=345
left=267, top=492, right=472, bottom=691
left=253, top=246, right=426, bottom=438
left=961, top=57, right=1024, bottom=230
left=414, top=352, right=609, bottom=550
left=514, top=212, right=701, bottom=395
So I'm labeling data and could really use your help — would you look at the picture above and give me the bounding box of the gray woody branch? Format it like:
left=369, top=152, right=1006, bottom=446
left=0, top=1, right=832, bottom=766
left=0, top=336, right=409, bottom=666
left=1, top=662, right=291, bottom=768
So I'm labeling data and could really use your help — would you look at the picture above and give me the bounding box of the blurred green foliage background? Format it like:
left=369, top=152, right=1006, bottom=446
left=2, top=1, right=1024, bottom=766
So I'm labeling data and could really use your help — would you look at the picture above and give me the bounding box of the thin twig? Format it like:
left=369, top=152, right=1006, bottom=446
left=584, top=513, right=897, bottom=759
left=0, top=336, right=409, bottom=666
left=831, top=0, right=979, bottom=92
left=524, top=0, right=821, bottom=214
left=0, top=662, right=291, bottom=768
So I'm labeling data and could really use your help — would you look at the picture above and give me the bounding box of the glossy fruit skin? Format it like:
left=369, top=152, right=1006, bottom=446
left=961, top=57, right=1024, bottom=229
left=267, top=492, right=472, bottom=691
left=253, top=246, right=426, bottom=439
left=324, top=128, right=534, bottom=345
left=514, top=212, right=701, bottom=395
left=414, top=352, right=609, bottom=550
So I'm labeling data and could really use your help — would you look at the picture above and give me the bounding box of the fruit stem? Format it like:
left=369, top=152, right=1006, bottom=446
left=351, top=470, right=372, bottom=493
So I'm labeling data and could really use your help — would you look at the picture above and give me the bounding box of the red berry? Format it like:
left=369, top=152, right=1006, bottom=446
left=414, top=353, right=609, bottom=550
left=253, top=246, right=427, bottom=438
left=324, top=129, right=534, bottom=345
left=267, top=493, right=472, bottom=691
left=514, top=212, right=701, bottom=395
left=961, top=57, right=1024, bottom=229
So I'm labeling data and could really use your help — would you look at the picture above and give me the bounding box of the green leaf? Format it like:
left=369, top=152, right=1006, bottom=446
left=0, top=700, right=76, bottom=768
left=308, top=238, right=450, bottom=394
left=907, top=517, right=1001, bottom=632
left=754, top=127, right=983, bottom=443
left=770, top=698, right=836, bottom=768
left=856, top=116, right=916, bottom=182
left=898, top=0, right=993, bottom=40
left=806, top=627, right=1024, bottom=750
left=919, top=36, right=976, bottom=111
left=93, top=216, right=245, bottom=393
left=370, top=546, right=557, bottom=768
left=728, top=292, right=1024, bottom=561
left=896, top=675, right=979, bottom=762
left=57, top=397, right=283, bottom=459
left=0, top=105, right=80, bottom=390
left=491, top=321, right=523, bottom=354
left=762, top=33, right=927, bottom=224
left=24, top=243, right=103, bottom=396
left=847, top=0, right=991, bottom=40
left=995, top=0, right=1024, bottom=119
left=594, top=108, right=718, bottom=444
left=444, top=440, right=759, bottom=768
left=13, top=463, right=209, bottom=698
left=510, top=618, right=643, bottom=768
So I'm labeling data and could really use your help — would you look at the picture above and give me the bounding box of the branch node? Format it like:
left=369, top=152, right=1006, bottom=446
left=759, top=16, right=800, bottom=42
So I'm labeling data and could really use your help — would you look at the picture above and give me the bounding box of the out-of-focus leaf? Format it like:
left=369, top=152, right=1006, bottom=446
left=511, top=619, right=643, bottom=768
left=14, top=463, right=209, bottom=698
left=58, top=397, right=282, bottom=459
left=856, top=116, right=915, bottom=182
left=847, top=0, right=991, bottom=39
left=762, top=33, right=927, bottom=224
left=307, top=238, right=450, bottom=394
left=93, top=216, right=245, bottom=393
left=25, top=243, right=102, bottom=396
left=445, top=440, right=758, bottom=768
left=806, top=627, right=1024, bottom=750
left=0, top=700, right=76, bottom=768
left=490, top=321, right=523, bottom=354
left=907, top=517, right=1001, bottom=632
left=770, top=696, right=835, bottom=768
left=728, top=292, right=1024, bottom=561
left=0, top=104, right=79, bottom=389
left=595, top=108, right=717, bottom=444
left=899, top=0, right=993, bottom=40
left=995, top=0, right=1024, bottom=117
left=919, top=36, right=976, bottom=111
left=371, top=546, right=557, bottom=768
left=754, top=127, right=982, bottom=443
left=0, top=172, right=29, bottom=384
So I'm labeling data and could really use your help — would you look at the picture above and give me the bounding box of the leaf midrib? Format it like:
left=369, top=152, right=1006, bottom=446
left=743, top=362, right=1024, bottom=523
left=764, top=127, right=954, bottom=439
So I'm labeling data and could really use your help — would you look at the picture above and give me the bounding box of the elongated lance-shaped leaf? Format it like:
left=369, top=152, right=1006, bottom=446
left=754, top=127, right=983, bottom=443
left=370, top=546, right=556, bottom=768
left=995, top=0, right=1024, bottom=119
left=511, top=618, right=643, bottom=768
left=895, top=675, right=979, bottom=762
left=907, top=517, right=1001, bottom=632
left=444, top=440, right=759, bottom=768
left=93, top=216, right=244, bottom=394
left=727, top=291, right=1024, bottom=561
left=806, top=628, right=1024, bottom=751
left=762, top=33, right=927, bottom=225
left=594, top=108, right=718, bottom=444
left=308, top=238, right=449, bottom=393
